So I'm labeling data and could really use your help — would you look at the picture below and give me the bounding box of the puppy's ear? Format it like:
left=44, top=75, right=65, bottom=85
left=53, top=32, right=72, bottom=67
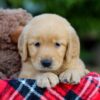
left=18, top=29, right=28, bottom=62
left=66, top=26, right=80, bottom=63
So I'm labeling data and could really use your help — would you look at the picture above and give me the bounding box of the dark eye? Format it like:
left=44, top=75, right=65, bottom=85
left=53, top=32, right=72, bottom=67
left=34, top=42, right=40, bottom=47
left=55, top=42, right=61, bottom=47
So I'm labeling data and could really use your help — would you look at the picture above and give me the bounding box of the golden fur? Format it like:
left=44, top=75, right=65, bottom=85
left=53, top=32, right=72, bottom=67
left=18, top=14, right=89, bottom=88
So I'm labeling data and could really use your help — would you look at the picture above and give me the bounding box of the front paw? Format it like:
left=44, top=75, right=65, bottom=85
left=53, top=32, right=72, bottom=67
left=59, top=69, right=86, bottom=84
left=36, top=72, right=59, bottom=88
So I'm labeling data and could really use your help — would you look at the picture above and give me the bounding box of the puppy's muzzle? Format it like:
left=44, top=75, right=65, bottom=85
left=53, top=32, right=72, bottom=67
left=41, top=59, right=52, bottom=68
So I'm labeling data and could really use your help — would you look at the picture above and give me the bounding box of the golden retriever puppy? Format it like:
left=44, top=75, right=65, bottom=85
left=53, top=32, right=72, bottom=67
left=18, top=14, right=89, bottom=88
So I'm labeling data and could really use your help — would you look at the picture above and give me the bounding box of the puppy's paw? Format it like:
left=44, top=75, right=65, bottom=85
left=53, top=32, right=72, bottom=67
left=59, top=69, right=87, bottom=84
left=36, top=72, right=59, bottom=88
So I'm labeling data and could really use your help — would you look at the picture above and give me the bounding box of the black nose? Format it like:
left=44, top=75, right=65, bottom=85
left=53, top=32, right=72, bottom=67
left=41, top=59, right=52, bottom=67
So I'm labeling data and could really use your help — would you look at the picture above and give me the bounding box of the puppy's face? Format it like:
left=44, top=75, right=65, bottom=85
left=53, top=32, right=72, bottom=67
left=28, top=28, right=68, bottom=71
left=18, top=14, right=80, bottom=72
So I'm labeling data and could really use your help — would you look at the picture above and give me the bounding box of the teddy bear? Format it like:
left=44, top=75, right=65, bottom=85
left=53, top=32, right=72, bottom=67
left=0, top=8, right=32, bottom=78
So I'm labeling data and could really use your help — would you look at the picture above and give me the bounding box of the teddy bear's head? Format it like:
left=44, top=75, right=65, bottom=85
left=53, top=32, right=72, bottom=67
left=0, top=8, right=32, bottom=78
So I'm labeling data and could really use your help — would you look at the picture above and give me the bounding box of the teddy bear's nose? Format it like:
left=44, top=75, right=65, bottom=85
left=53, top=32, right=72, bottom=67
left=41, top=59, right=52, bottom=68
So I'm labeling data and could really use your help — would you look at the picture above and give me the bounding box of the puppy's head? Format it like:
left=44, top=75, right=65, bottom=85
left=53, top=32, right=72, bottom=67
left=18, top=14, right=80, bottom=71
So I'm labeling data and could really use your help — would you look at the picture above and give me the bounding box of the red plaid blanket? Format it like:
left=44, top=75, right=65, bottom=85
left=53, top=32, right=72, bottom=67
left=0, top=72, right=100, bottom=100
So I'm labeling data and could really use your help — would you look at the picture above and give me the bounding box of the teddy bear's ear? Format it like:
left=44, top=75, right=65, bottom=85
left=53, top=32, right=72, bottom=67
left=18, top=28, right=28, bottom=62
left=66, top=26, right=80, bottom=63
left=10, top=26, right=24, bottom=43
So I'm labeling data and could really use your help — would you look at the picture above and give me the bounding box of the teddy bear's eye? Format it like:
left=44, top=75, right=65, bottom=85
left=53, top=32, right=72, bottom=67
left=34, top=42, right=40, bottom=47
left=55, top=42, right=61, bottom=47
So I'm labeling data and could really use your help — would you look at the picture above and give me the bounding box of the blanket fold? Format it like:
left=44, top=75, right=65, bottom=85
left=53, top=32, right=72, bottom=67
left=0, top=72, right=100, bottom=100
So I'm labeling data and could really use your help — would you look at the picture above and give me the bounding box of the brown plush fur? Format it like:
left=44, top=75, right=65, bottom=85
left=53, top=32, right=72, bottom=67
left=0, top=8, right=32, bottom=78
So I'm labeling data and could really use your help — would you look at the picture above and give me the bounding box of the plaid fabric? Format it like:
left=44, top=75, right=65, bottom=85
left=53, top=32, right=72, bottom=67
left=0, top=72, right=100, bottom=100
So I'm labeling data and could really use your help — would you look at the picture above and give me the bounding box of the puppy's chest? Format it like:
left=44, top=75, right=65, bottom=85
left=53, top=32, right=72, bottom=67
left=53, top=65, right=67, bottom=75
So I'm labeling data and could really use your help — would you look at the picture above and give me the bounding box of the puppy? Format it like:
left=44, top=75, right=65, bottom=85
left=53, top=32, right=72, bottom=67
left=18, top=14, right=89, bottom=88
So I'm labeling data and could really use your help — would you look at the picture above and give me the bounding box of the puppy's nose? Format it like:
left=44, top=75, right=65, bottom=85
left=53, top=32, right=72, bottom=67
left=41, top=59, right=52, bottom=68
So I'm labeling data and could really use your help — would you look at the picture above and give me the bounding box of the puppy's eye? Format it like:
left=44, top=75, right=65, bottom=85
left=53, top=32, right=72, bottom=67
left=34, top=42, right=40, bottom=47
left=55, top=42, right=61, bottom=47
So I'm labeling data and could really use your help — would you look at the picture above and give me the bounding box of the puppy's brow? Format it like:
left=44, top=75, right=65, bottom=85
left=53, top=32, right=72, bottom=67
left=53, top=39, right=67, bottom=44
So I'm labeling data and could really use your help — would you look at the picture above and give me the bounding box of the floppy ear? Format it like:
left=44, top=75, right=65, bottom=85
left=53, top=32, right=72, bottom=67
left=66, top=26, right=80, bottom=63
left=18, top=30, right=28, bottom=62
